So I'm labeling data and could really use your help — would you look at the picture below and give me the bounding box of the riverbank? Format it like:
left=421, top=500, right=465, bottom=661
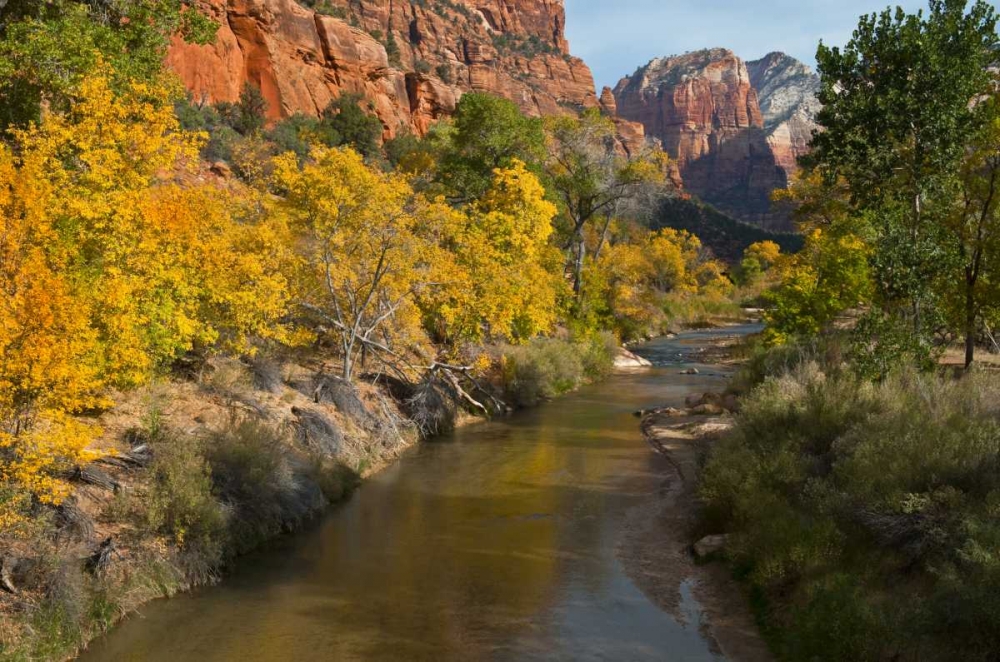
left=74, top=327, right=765, bottom=661
left=1, top=333, right=622, bottom=661
left=0, top=357, right=418, bottom=662
left=695, top=337, right=1000, bottom=661
left=625, top=328, right=772, bottom=661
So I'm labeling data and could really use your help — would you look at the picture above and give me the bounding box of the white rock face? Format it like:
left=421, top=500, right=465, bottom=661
left=746, top=52, right=822, bottom=176
left=693, top=534, right=730, bottom=559
left=614, top=348, right=653, bottom=370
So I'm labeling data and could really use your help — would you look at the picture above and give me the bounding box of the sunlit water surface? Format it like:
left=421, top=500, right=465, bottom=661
left=80, top=326, right=759, bottom=662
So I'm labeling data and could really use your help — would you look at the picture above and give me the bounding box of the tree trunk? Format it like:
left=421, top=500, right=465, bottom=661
left=965, top=274, right=977, bottom=370
left=573, top=233, right=586, bottom=295
left=342, top=347, right=354, bottom=382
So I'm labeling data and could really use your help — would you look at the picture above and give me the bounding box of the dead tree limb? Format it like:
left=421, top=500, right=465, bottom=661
left=0, top=557, right=18, bottom=595
left=428, top=363, right=506, bottom=414
left=70, top=465, right=120, bottom=493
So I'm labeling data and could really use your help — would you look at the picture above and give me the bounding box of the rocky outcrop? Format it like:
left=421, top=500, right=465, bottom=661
left=614, top=347, right=653, bottom=370
left=168, top=0, right=600, bottom=137
left=613, top=49, right=820, bottom=231
left=746, top=52, right=821, bottom=178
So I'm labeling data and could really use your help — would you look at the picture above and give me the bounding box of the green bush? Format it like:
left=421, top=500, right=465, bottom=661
left=580, top=330, right=618, bottom=381
left=501, top=338, right=586, bottom=407
left=144, top=433, right=226, bottom=581
left=701, top=364, right=1000, bottom=660
left=203, top=418, right=301, bottom=554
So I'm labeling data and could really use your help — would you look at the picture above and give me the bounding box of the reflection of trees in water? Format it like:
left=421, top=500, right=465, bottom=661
left=315, top=400, right=641, bottom=659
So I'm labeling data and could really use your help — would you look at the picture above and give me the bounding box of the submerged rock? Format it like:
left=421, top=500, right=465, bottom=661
left=694, top=534, right=730, bottom=559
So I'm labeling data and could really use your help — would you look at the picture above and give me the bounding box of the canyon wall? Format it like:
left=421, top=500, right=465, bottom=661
left=167, top=0, right=600, bottom=137
left=746, top=52, right=822, bottom=177
left=613, top=49, right=820, bottom=231
left=167, top=6, right=819, bottom=229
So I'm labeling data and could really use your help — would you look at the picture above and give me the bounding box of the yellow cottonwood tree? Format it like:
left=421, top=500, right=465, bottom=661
left=583, top=226, right=731, bottom=339
left=441, top=161, right=565, bottom=343
left=274, top=146, right=442, bottom=380
left=0, top=145, right=103, bottom=529
left=1, top=70, right=290, bottom=530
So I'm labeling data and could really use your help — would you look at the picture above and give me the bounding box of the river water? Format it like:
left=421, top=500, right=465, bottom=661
left=80, top=326, right=758, bottom=662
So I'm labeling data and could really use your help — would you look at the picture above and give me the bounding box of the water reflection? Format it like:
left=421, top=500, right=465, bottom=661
left=80, top=329, right=751, bottom=662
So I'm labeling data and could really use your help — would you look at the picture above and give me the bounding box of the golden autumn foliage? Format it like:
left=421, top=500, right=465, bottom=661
left=582, top=226, right=732, bottom=340
left=0, top=68, right=737, bottom=540
left=274, top=149, right=567, bottom=374
left=273, top=146, right=442, bottom=379
left=763, top=228, right=871, bottom=344
left=0, top=72, right=289, bottom=527
left=439, top=160, right=566, bottom=343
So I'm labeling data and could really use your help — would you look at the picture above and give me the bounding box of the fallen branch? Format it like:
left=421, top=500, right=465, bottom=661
left=96, top=445, right=151, bottom=470
left=428, top=363, right=506, bottom=415
left=70, top=465, right=120, bottom=493
left=0, top=557, right=18, bottom=595
left=985, top=323, right=1000, bottom=355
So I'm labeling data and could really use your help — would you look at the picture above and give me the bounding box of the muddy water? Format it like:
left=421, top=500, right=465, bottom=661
left=80, top=326, right=758, bottom=662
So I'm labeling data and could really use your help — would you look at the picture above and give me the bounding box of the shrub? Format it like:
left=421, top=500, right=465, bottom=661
left=501, top=338, right=586, bottom=407
left=307, top=458, right=361, bottom=503
left=203, top=418, right=318, bottom=554
left=144, top=433, right=225, bottom=582
left=406, top=374, right=458, bottom=437
left=701, top=365, right=1000, bottom=660
left=435, top=62, right=454, bottom=83
left=579, top=330, right=618, bottom=381
left=246, top=354, right=284, bottom=393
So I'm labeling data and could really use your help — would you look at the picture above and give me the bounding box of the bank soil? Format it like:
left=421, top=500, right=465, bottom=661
left=617, top=336, right=773, bottom=662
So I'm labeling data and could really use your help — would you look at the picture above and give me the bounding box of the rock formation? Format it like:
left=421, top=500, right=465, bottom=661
left=746, top=52, right=822, bottom=178
left=168, top=0, right=601, bottom=137
left=613, top=49, right=820, bottom=231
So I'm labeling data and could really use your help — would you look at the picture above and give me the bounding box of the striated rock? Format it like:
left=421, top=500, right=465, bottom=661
left=598, top=85, right=618, bottom=115
left=168, top=0, right=600, bottom=138
left=613, top=48, right=820, bottom=231
left=746, top=52, right=821, bottom=180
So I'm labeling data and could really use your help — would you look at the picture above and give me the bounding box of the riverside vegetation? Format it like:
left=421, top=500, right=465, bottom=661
left=0, top=1, right=779, bottom=659
left=699, top=1, right=1000, bottom=660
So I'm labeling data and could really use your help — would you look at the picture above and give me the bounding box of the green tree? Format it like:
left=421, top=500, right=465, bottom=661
left=436, top=93, right=546, bottom=202
left=216, top=85, right=269, bottom=136
left=810, top=0, right=998, bottom=358
left=0, top=0, right=216, bottom=129
left=320, top=93, right=384, bottom=158
left=544, top=109, right=667, bottom=296
left=948, top=99, right=1000, bottom=367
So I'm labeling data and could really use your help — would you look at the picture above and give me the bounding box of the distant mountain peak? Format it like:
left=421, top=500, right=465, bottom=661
left=612, top=48, right=821, bottom=232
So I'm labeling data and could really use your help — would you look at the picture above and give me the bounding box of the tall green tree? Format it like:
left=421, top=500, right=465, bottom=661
left=810, top=0, right=998, bottom=361
left=436, top=93, right=546, bottom=202
left=948, top=98, right=1000, bottom=367
left=0, top=0, right=216, bottom=130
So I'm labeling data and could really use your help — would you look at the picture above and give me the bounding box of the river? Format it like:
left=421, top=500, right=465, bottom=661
left=79, top=326, right=759, bottom=662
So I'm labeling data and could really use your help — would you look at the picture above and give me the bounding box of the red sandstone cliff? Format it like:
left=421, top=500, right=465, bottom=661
left=168, top=0, right=601, bottom=137
left=613, top=49, right=819, bottom=231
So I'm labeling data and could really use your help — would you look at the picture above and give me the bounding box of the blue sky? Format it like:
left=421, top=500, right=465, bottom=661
left=564, top=0, right=936, bottom=89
